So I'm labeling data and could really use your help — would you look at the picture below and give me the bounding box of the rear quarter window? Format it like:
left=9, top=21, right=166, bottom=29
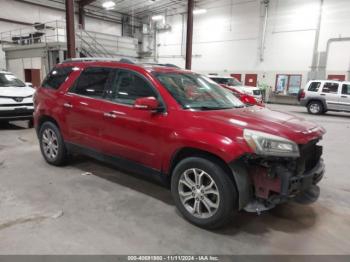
left=42, top=67, right=73, bottom=89
left=308, top=82, right=321, bottom=92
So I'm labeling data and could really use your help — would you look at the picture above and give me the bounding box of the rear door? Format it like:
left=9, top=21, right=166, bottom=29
left=320, top=82, right=341, bottom=110
left=339, top=83, right=350, bottom=112
left=63, top=67, right=113, bottom=149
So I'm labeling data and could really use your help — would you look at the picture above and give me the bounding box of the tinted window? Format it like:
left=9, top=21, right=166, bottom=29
left=72, top=67, right=112, bottom=98
left=308, top=82, right=321, bottom=92
left=42, top=67, right=73, bottom=89
left=342, top=84, right=350, bottom=95
left=322, top=82, right=339, bottom=93
left=108, top=70, right=157, bottom=105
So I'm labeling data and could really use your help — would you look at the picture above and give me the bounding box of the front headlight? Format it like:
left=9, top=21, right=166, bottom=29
left=243, top=129, right=299, bottom=157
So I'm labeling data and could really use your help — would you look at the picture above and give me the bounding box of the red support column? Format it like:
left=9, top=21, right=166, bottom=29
left=185, top=0, right=194, bottom=70
left=65, top=0, right=76, bottom=58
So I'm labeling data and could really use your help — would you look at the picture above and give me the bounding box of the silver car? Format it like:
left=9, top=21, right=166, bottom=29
left=299, top=80, right=350, bottom=114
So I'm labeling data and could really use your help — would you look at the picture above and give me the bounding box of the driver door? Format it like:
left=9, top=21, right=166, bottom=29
left=99, top=68, right=167, bottom=170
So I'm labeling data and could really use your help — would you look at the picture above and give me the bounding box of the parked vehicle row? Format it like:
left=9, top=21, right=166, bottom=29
left=32, top=59, right=325, bottom=229
left=299, top=80, right=350, bottom=115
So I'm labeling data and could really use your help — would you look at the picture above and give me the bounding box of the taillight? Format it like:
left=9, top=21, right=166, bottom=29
left=298, top=89, right=305, bottom=101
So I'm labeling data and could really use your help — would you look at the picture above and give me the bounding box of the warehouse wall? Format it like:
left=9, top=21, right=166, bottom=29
left=0, top=0, right=122, bottom=69
left=157, top=0, right=350, bottom=89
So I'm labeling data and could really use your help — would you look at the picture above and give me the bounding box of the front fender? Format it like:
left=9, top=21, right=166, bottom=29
left=162, top=129, right=250, bottom=173
left=162, top=129, right=253, bottom=209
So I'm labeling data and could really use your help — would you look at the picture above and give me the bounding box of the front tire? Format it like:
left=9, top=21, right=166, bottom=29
left=307, top=101, right=324, bottom=115
left=171, top=157, right=236, bottom=229
left=39, top=122, right=68, bottom=166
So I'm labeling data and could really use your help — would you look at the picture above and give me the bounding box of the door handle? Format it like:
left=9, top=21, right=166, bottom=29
left=341, top=95, right=347, bottom=98
left=63, top=102, right=73, bottom=108
left=320, top=94, right=326, bottom=96
left=103, top=112, right=117, bottom=119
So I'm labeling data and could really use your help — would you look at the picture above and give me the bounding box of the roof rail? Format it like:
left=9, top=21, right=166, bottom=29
left=119, top=58, right=136, bottom=64
left=62, top=57, right=136, bottom=64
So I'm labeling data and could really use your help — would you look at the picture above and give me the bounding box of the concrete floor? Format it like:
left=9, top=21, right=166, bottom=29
left=0, top=104, right=349, bottom=254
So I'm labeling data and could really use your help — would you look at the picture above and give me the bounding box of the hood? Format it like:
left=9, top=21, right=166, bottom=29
left=0, top=86, right=35, bottom=98
left=193, top=106, right=325, bottom=144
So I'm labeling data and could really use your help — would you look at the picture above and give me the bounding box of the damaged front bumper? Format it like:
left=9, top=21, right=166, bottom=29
left=229, top=141, right=325, bottom=213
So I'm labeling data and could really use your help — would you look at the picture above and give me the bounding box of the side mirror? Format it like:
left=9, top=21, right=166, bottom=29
left=25, top=82, right=34, bottom=88
left=134, top=96, right=160, bottom=111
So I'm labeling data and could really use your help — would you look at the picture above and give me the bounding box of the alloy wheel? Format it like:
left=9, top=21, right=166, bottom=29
left=310, top=103, right=320, bottom=114
left=178, top=168, right=220, bottom=219
left=42, top=128, right=59, bottom=160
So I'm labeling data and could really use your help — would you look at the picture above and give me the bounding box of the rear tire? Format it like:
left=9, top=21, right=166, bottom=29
left=171, top=157, right=236, bottom=229
left=39, top=122, right=68, bottom=166
left=307, top=101, right=324, bottom=115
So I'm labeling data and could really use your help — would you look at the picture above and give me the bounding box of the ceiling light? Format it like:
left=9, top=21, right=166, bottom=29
left=102, top=1, right=115, bottom=10
left=193, top=9, right=207, bottom=15
left=151, top=15, right=164, bottom=21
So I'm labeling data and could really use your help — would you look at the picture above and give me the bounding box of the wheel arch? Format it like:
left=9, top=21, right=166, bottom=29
left=36, top=115, right=60, bottom=136
left=169, top=147, right=232, bottom=177
left=307, top=98, right=327, bottom=111
left=168, top=147, right=251, bottom=209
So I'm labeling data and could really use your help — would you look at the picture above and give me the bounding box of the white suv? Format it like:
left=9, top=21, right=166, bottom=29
left=299, top=80, right=350, bottom=114
left=0, top=71, right=35, bottom=123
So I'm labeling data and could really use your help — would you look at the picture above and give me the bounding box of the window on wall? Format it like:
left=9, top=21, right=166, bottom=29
left=275, top=74, right=302, bottom=95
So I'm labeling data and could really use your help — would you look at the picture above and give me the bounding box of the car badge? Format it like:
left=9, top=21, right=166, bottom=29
left=13, top=97, right=24, bottom=102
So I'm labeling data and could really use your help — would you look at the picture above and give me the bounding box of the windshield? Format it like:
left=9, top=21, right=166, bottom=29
left=0, top=73, right=25, bottom=87
left=209, top=77, right=242, bottom=87
left=154, top=72, right=244, bottom=110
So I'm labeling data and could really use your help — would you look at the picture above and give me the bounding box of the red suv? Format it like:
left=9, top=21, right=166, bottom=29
left=34, top=59, right=325, bottom=229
